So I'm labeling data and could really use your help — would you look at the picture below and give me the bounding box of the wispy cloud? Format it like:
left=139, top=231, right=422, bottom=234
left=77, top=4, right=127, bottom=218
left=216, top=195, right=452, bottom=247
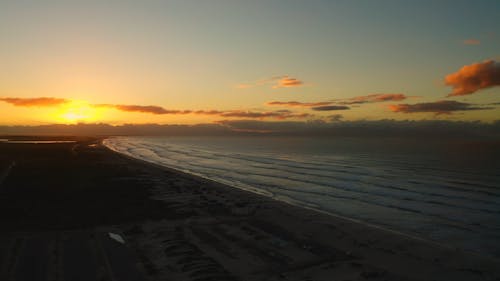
left=337, top=93, right=408, bottom=105
left=237, top=75, right=304, bottom=89
left=218, top=110, right=312, bottom=120
left=266, top=101, right=333, bottom=107
left=94, top=104, right=192, bottom=115
left=94, top=103, right=311, bottom=120
left=266, top=94, right=408, bottom=109
left=389, top=100, right=492, bottom=115
left=463, top=39, right=480, bottom=45
left=311, top=105, right=350, bottom=111
left=0, top=97, right=69, bottom=107
left=272, top=76, right=304, bottom=88
left=445, top=60, right=500, bottom=96
left=192, top=110, right=224, bottom=115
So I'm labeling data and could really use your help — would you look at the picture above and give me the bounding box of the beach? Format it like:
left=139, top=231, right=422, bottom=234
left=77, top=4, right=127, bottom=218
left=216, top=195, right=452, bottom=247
left=0, top=137, right=499, bottom=281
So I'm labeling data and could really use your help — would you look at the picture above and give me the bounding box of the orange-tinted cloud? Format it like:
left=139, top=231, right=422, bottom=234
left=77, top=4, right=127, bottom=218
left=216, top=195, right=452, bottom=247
left=238, top=75, right=304, bottom=89
left=116, top=105, right=191, bottom=115
left=445, top=60, right=500, bottom=96
left=272, top=76, right=304, bottom=88
left=337, top=93, right=407, bottom=105
left=94, top=103, right=310, bottom=120
left=389, top=100, right=492, bottom=115
left=94, top=104, right=192, bottom=115
left=463, top=39, right=480, bottom=45
left=311, top=105, right=350, bottom=111
left=266, top=101, right=333, bottom=107
left=0, top=97, right=69, bottom=107
left=193, top=110, right=224, bottom=115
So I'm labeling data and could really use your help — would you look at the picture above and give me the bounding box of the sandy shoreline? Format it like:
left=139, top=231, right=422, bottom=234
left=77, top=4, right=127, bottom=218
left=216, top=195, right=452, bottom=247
left=0, top=136, right=499, bottom=281
left=104, top=139, right=467, bottom=251
left=103, top=138, right=487, bottom=255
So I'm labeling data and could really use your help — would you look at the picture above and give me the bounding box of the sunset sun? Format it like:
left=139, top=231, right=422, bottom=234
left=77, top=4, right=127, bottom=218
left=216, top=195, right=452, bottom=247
left=57, top=101, right=99, bottom=123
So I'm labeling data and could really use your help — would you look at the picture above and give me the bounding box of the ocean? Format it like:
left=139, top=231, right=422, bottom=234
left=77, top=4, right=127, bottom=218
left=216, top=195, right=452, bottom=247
left=103, top=136, right=500, bottom=258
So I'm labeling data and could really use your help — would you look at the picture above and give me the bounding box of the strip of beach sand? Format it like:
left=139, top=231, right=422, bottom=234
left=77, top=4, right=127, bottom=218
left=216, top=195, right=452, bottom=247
left=0, top=136, right=499, bottom=281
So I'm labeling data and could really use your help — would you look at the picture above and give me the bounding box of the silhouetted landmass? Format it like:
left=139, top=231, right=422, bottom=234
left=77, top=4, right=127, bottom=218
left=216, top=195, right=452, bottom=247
left=0, top=119, right=499, bottom=138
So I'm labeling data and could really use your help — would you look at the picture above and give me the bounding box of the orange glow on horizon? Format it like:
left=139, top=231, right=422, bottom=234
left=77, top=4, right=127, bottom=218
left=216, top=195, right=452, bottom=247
left=54, top=100, right=102, bottom=124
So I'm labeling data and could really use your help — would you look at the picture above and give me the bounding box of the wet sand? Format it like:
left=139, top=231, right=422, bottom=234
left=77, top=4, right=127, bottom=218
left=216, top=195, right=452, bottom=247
left=0, top=137, right=499, bottom=281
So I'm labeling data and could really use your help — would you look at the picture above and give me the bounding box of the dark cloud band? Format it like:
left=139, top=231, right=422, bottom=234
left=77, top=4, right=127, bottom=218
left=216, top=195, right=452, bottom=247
left=389, top=100, right=492, bottom=115
left=312, top=105, right=350, bottom=111
left=0, top=97, right=69, bottom=107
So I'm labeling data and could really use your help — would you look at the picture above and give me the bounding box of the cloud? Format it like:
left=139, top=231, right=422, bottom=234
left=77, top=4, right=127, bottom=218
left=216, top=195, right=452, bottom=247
left=337, top=93, right=407, bottom=105
left=116, top=105, right=191, bottom=115
left=463, top=39, right=480, bottom=45
left=219, top=110, right=313, bottom=120
left=94, top=104, right=192, bottom=115
left=0, top=97, right=69, bottom=107
left=94, top=104, right=311, bottom=120
left=311, top=105, right=350, bottom=111
left=445, top=60, right=500, bottom=96
left=237, top=75, right=304, bottom=89
left=192, top=110, right=224, bottom=115
left=389, top=100, right=492, bottom=115
left=266, top=101, right=333, bottom=107
left=266, top=94, right=408, bottom=109
left=272, top=76, right=304, bottom=88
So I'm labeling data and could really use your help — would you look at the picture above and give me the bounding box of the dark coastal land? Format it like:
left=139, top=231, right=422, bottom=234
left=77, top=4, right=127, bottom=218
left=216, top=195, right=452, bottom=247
left=0, top=137, right=499, bottom=281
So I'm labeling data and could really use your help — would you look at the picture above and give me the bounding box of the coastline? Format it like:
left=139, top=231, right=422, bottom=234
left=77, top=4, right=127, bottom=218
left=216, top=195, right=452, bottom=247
left=100, top=138, right=500, bottom=280
left=102, top=138, right=473, bottom=255
left=102, top=136, right=500, bottom=259
left=0, top=137, right=499, bottom=281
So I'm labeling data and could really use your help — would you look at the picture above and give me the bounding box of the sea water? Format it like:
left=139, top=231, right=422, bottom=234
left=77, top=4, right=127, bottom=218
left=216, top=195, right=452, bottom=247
left=103, top=136, right=500, bottom=257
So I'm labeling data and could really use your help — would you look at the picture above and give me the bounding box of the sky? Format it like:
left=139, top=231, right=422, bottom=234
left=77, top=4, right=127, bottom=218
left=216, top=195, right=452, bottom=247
left=0, top=0, right=499, bottom=126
